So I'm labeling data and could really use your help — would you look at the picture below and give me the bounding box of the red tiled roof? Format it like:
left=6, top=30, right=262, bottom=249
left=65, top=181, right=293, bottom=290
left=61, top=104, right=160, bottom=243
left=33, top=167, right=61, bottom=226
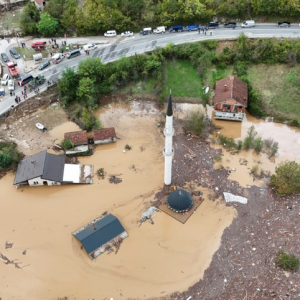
left=214, top=76, right=248, bottom=107
left=64, top=131, right=88, bottom=146
left=35, top=0, right=44, bottom=5
left=93, top=128, right=116, bottom=141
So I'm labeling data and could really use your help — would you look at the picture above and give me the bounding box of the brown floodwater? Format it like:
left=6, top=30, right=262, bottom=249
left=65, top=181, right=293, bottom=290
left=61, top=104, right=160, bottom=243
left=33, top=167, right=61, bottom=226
left=207, top=105, right=300, bottom=187
left=0, top=102, right=237, bottom=300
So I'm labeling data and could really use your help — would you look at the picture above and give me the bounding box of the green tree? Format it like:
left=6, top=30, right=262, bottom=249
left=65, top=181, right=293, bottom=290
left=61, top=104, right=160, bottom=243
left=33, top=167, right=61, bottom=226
left=81, top=107, right=102, bottom=131
left=77, top=77, right=96, bottom=107
left=44, top=0, right=66, bottom=20
left=58, top=67, right=79, bottom=106
left=61, top=0, right=78, bottom=30
left=183, top=109, right=205, bottom=135
left=37, top=13, right=58, bottom=36
left=270, top=161, right=300, bottom=195
left=77, top=58, right=104, bottom=83
left=20, top=3, right=40, bottom=35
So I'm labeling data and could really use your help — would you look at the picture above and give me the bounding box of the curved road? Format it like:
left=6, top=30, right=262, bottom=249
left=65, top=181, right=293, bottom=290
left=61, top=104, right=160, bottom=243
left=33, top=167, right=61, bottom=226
left=1, top=24, right=300, bottom=115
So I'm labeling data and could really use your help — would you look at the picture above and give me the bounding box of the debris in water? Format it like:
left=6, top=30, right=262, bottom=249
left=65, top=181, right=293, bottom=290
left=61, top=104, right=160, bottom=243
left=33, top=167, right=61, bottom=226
left=141, top=207, right=158, bottom=224
left=223, top=192, right=248, bottom=204
left=109, top=175, right=122, bottom=184
left=5, top=241, right=13, bottom=249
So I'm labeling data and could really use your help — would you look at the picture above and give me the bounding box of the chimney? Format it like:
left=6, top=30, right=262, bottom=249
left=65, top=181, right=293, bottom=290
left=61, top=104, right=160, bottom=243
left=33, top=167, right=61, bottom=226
left=224, top=84, right=227, bottom=92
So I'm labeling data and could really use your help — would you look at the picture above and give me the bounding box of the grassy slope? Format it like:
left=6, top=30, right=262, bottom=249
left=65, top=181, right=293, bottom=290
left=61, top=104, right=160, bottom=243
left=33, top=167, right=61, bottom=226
left=247, top=64, right=300, bottom=120
left=165, top=60, right=202, bottom=97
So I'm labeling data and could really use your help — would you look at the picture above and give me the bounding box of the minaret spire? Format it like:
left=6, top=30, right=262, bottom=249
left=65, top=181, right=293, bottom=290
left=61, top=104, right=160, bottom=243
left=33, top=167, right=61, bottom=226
left=163, top=90, right=174, bottom=185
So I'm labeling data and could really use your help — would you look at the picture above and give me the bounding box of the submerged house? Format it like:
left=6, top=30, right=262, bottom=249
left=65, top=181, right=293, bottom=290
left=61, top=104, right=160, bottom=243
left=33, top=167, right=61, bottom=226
left=93, top=128, right=117, bottom=145
left=72, top=213, right=128, bottom=259
left=214, top=76, right=248, bottom=121
left=64, top=130, right=89, bottom=155
left=13, top=150, right=93, bottom=187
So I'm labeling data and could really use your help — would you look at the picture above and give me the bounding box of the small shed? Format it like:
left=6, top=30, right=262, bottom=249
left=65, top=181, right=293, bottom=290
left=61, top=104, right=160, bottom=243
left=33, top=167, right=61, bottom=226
left=33, top=53, right=43, bottom=64
left=72, top=214, right=128, bottom=259
left=64, top=130, right=89, bottom=155
left=93, top=128, right=117, bottom=145
left=167, top=189, right=194, bottom=213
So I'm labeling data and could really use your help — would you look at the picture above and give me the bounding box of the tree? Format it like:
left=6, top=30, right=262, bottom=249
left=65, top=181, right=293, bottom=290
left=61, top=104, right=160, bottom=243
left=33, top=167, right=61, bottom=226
left=76, top=77, right=96, bottom=107
left=58, top=67, right=79, bottom=106
left=183, top=109, right=205, bottom=135
left=77, top=58, right=104, bottom=83
left=20, top=3, right=40, bottom=35
left=44, top=0, right=67, bottom=20
left=61, top=0, right=78, bottom=30
left=81, top=107, right=102, bottom=131
left=270, top=161, right=300, bottom=195
left=37, top=13, right=58, bottom=36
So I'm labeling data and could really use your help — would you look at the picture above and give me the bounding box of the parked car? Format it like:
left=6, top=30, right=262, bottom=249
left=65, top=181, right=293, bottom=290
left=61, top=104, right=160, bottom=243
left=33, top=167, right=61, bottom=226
left=7, top=79, right=14, bottom=91
left=205, top=22, right=219, bottom=29
left=277, top=21, right=291, bottom=27
left=38, top=61, right=51, bottom=70
left=187, top=25, right=200, bottom=31
left=0, top=87, right=5, bottom=96
left=83, top=43, right=97, bottom=51
left=1, top=52, right=9, bottom=62
left=1, top=74, right=9, bottom=85
left=36, top=123, right=47, bottom=132
left=153, top=26, right=166, bottom=34
left=31, top=41, right=46, bottom=49
left=169, top=25, right=184, bottom=33
left=104, top=30, right=117, bottom=37
left=9, top=48, right=21, bottom=59
left=140, top=27, right=152, bottom=35
left=224, top=22, right=236, bottom=28
left=121, top=31, right=134, bottom=37
left=241, top=20, right=255, bottom=28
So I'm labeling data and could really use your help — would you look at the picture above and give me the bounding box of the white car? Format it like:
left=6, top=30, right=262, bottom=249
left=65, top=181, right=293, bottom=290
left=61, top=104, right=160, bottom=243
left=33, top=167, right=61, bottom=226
left=104, top=30, right=117, bottom=37
left=1, top=74, right=9, bottom=85
left=121, top=31, right=134, bottom=37
left=7, top=79, right=14, bottom=91
left=36, top=123, right=47, bottom=131
left=83, top=43, right=97, bottom=51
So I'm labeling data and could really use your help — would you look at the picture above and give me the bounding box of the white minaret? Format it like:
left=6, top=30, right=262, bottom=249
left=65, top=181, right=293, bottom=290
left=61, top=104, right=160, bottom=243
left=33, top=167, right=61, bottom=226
left=163, top=92, right=174, bottom=185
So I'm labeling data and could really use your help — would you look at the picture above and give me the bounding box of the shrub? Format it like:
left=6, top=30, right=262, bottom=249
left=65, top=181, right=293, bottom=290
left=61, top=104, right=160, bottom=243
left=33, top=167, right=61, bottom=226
left=0, top=142, right=22, bottom=171
left=183, top=109, right=205, bottom=136
left=251, top=164, right=259, bottom=176
left=253, top=137, right=263, bottom=153
left=218, top=135, right=236, bottom=150
left=270, top=161, right=300, bottom=195
left=276, top=251, right=299, bottom=271
left=61, top=138, right=74, bottom=151
left=214, top=155, right=222, bottom=162
left=237, top=140, right=243, bottom=151
left=243, top=136, right=252, bottom=150
left=125, top=144, right=132, bottom=150
left=97, top=168, right=105, bottom=177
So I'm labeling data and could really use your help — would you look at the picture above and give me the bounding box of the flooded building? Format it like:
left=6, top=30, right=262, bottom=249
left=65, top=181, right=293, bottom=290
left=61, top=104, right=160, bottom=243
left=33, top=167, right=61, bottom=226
left=214, top=76, right=248, bottom=121
left=64, top=130, right=89, bottom=155
left=72, top=213, right=128, bottom=259
left=93, top=128, right=117, bottom=145
left=13, top=150, right=93, bottom=187
left=167, top=189, right=194, bottom=213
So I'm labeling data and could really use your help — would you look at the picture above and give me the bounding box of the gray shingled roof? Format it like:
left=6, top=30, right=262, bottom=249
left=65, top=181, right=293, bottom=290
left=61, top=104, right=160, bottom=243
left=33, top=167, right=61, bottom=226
left=74, top=214, right=126, bottom=255
left=13, top=151, right=65, bottom=185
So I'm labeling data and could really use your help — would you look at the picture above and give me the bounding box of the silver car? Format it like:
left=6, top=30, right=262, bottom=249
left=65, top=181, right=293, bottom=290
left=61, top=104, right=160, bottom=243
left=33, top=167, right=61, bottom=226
left=121, top=31, right=134, bottom=37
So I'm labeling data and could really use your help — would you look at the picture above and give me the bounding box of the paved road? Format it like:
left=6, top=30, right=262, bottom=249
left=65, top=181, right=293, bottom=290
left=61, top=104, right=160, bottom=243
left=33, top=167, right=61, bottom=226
left=1, top=24, right=300, bottom=115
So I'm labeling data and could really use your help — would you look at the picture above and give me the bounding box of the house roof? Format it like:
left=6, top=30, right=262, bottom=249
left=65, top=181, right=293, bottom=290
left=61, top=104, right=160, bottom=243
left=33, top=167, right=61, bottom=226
left=74, top=214, right=126, bottom=255
left=64, top=130, right=88, bottom=146
left=93, top=128, right=116, bottom=141
left=214, top=76, right=248, bottom=107
left=34, top=0, right=44, bottom=5
left=13, top=150, right=65, bottom=185
left=167, top=189, right=194, bottom=212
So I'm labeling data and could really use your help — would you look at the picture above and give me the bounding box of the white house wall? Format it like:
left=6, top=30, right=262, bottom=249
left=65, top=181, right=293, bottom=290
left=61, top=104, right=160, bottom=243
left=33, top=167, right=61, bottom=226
left=94, top=138, right=117, bottom=145
left=28, top=176, right=61, bottom=186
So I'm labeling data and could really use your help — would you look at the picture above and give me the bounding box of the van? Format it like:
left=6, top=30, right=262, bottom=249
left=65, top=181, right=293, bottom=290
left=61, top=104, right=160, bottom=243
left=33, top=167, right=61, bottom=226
left=104, top=30, right=117, bottom=37
left=153, top=26, right=166, bottom=34
left=205, top=22, right=219, bottom=29
left=66, top=49, right=81, bottom=59
left=83, top=44, right=97, bottom=51
left=241, top=20, right=255, bottom=28
left=18, top=74, right=33, bottom=86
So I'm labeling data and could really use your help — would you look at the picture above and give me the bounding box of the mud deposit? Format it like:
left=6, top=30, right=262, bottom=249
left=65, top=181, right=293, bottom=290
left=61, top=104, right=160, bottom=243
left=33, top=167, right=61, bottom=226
left=0, top=101, right=236, bottom=300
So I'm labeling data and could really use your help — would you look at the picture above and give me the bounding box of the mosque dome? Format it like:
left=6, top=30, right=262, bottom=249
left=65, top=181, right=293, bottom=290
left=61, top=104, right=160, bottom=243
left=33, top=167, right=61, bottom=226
left=167, top=189, right=193, bottom=213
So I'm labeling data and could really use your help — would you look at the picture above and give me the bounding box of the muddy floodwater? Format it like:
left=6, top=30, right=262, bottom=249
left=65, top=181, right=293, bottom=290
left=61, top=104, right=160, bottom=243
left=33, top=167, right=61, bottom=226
left=0, top=102, right=236, bottom=300
left=207, top=106, right=300, bottom=188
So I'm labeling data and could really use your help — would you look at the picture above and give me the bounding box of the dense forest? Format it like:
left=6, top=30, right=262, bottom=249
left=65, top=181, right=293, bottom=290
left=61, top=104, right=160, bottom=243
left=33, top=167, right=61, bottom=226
left=20, top=0, right=300, bottom=36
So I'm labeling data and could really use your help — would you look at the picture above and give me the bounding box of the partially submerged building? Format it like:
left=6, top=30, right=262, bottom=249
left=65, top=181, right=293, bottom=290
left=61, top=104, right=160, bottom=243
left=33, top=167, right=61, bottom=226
left=93, top=128, right=117, bottom=145
left=167, top=189, right=194, bottom=213
left=214, top=76, right=248, bottom=121
left=64, top=130, right=89, bottom=155
left=72, top=213, right=128, bottom=259
left=13, top=150, right=93, bottom=187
